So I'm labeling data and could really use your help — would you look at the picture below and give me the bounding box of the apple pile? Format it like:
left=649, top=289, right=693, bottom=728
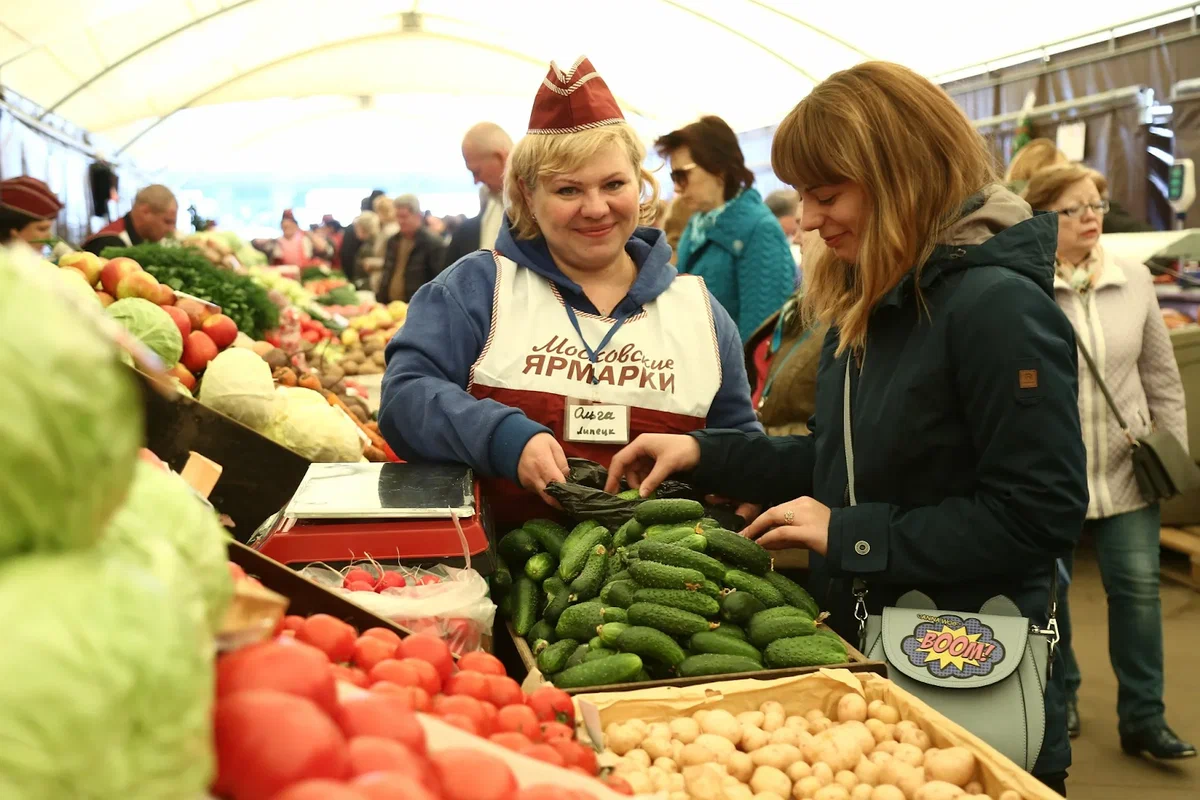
left=58, top=251, right=242, bottom=390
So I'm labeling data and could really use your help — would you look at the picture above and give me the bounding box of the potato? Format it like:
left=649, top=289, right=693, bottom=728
left=642, top=736, right=673, bottom=761
left=812, top=718, right=835, bottom=733
left=684, top=764, right=729, bottom=800
left=877, top=759, right=912, bottom=788
left=811, top=762, right=834, bottom=786
left=835, top=770, right=859, bottom=790
left=701, top=710, right=743, bottom=745
left=751, top=766, right=792, bottom=798
left=623, top=772, right=653, bottom=794
left=624, top=748, right=651, bottom=769
left=864, top=719, right=892, bottom=744
left=696, top=733, right=738, bottom=762
left=671, top=739, right=685, bottom=762
left=670, top=717, right=701, bottom=744
left=923, top=747, right=976, bottom=788
left=854, top=757, right=881, bottom=786
left=895, top=767, right=925, bottom=800
left=654, top=756, right=679, bottom=773
left=807, top=735, right=861, bottom=773
left=739, top=711, right=767, bottom=728
left=669, top=773, right=686, bottom=793
left=693, top=709, right=712, bottom=725
left=742, top=724, right=772, bottom=752
left=839, top=721, right=876, bottom=754
left=647, top=722, right=671, bottom=740
left=870, top=787, right=906, bottom=800
left=680, top=743, right=719, bottom=767
left=727, top=785, right=756, bottom=800
left=813, top=787, right=851, bottom=800
left=761, top=701, right=787, bottom=732
left=626, top=719, right=649, bottom=737
left=913, top=781, right=964, bottom=800
left=605, top=723, right=644, bottom=755
left=897, top=728, right=931, bottom=751
left=851, top=786, right=875, bottom=800
left=963, top=783, right=982, bottom=795
left=892, top=743, right=924, bottom=768
left=868, top=751, right=892, bottom=767
left=771, top=727, right=802, bottom=747
left=787, top=760, right=813, bottom=783
left=806, top=709, right=828, bottom=724
left=646, top=767, right=670, bottom=792
left=786, top=716, right=811, bottom=733
left=875, top=741, right=899, bottom=755
left=728, top=751, right=756, bottom=783
left=753, top=743, right=804, bottom=771
left=837, top=694, right=868, bottom=723
left=756, top=794, right=788, bottom=800
left=998, top=792, right=1021, bottom=800
left=867, top=701, right=901, bottom=725
left=669, top=793, right=690, bottom=800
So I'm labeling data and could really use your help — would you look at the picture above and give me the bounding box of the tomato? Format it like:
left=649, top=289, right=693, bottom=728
left=269, top=780, right=368, bottom=800
left=528, top=684, right=575, bottom=726
left=572, top=741, right=598, bottom=775
left=545, top=738, right=580, bottom=769
left=370, top=683, right=430, bottom=712
left=458, top=651, right=506, bottom=676
left=518, top=787, right=597, bottom=800
left=488, top=731, right=533, bottom=751
left=432, top=749, right=518, bottom=800
left=330, top=664, right=369, bottom=689
left=351, top=772, right=440, bottom=800
left=217, top=639, right=337, bottom=714
left=603, top=774, right=634, bottom=795
left=486, top=674, right=525, bottom=708
left=335, top=694, right=427, bottom=755
left=368, top=658, right=421, bottom=688
left=281, top=615, right=306, bottom=632
left=214, top=690, right=349, bottom=800
left=346, top=736, right=424, bottom=778
left=520, top=743, right=565, bottom=767
left=496, top=704, right=541, bottom=741
left=433, top=694, right=490, bottom=735
left=439, top=713, right=479, bottom=736
left=360, top=627, right=402, bottom=648
left=298, top=615, right=357, bottom=663
left=444, top=670, right=491, bottom=702
left=353, top=638, right=398, bottom=672
left=228, top=562, right=246, bottom=582
left=396, top=633, right=454, bottom=683
left=540, top=721, right=574, bottom=743
left=477, top=700, right=498, bottom=737
left=398, top=657, right=442, bottom=696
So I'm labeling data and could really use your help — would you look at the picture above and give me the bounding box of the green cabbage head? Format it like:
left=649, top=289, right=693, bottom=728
left=107, top=297, right=184, bottom=367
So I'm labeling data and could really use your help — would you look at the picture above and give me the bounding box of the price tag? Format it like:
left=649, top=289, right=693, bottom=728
left=564, top=401, right=629, bottom=444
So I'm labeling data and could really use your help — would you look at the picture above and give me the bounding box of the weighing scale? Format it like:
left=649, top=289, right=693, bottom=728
left=255, top=462, right=493, bottom=572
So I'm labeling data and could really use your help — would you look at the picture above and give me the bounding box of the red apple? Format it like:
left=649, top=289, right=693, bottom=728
left=175, top=297, right=212, bottom=331
left=154, top=283, right=177, bottom=306
left=100, top=257, right=141, bottom=295
left=162, top=304, right=191, bottom=339
left=95, top=291, right=115, bottom=307
left=168, top=363, right=196, bottom=392
left=201, top=313, right=239, bottom=349
left=181, top=331, right=218, bottom=374
left=59, top=251, right=103, bottom=286
left=116, top=271, right=160, bottom=301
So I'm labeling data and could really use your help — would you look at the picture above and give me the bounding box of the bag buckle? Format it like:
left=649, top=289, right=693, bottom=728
left=853, top=580, right=868, bottom=646
left=1030, top=617, right=1060, bottom=677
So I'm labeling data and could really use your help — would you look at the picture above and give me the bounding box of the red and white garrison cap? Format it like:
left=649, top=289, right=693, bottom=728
left=527, top=56, right=625, bottom=135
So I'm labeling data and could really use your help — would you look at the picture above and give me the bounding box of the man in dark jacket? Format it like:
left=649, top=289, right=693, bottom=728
left=83, top=184, right=177, bottom=254
left=377, top=194, right=446, bottom=303
left=443, top=122, right=511, bottom=269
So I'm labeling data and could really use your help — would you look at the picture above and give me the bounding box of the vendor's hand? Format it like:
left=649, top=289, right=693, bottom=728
left=605, top=434, right=701, bottom=497
left=741, top=496, right=830, bottom=555
left=705, top=495, right=763, bottom=523
left=518, top=433, right=569, bottom=505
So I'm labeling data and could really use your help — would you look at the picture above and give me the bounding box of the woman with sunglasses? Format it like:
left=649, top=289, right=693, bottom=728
left=1024, top=164, right=1194, bottom=761
left=656, top=117, right=797, bottom=342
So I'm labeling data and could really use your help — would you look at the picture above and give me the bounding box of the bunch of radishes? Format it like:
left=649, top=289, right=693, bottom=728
left=339, top=564, right=442, bottom=594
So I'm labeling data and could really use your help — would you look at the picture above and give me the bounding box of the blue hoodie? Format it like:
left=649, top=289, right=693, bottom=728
left=379, top=221, right=761, bottom=482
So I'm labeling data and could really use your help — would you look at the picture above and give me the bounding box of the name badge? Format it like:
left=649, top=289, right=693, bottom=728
left=564, top=401, right=630, bottom=444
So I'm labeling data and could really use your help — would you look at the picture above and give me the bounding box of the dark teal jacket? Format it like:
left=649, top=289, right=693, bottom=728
left=688, top=189, right=1087, bottom=776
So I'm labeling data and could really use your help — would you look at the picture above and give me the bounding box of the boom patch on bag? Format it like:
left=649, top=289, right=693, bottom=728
left=900, top=614, right=1006, bottom=679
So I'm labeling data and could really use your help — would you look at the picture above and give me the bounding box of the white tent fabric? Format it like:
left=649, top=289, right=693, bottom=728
left=0, top=0, right=1192, bottom=175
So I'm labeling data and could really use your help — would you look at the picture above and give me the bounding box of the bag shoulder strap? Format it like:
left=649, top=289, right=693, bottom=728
left=1075, top=338, right=1132, bottom=434
left=844, top=357, right=857, bottom=507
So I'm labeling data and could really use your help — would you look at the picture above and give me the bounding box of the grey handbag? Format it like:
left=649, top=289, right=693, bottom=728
left=842, top=360, right=1058, bottom=771
left=1076, top=339, right=1200, bottom=504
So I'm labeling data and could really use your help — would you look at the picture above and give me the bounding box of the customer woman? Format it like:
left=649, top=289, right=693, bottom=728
left=606, top=61, right=1087, bottom=792
left=1024, top=164, right=1194, bottom=761
left=656, top=116, right=796, bottom=341
left=0, top=177, right=64, bottom=249
left=378, top=57, right=760, bottom=526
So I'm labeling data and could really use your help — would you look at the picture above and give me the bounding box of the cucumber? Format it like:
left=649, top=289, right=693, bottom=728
left=599, top=606, right=627, bottom=623
left=629, top=561, right=706, bottom=591
left=524, top=552, right=558, bottom=583
left=537, top=638, right=580, bottom=674
left=612, top=518, right=645, bottom=549
left=678, top=653, right=764, bottom=678
left=588, top=636, right=605, bottom=651
left=644, top=523, right=701, bottom=541
left=703, top=528, right=771, bottom=575
left=711, top=622, right=747, bottom=640
left=725, top=570, right=787, bottom=608
left=603, top=568, right=630, bottom=587
left=695, top=518, right=721, bottom=531
left=690, top=631, right=763, bottom=662
left=616, top=489, right=642, bottom=501
left=498, top=591, right=513, bottom=620
left=674, top=533, right=708, bottom=552
left=764, top=635, right=848, bottom=669
left=498, top=528, right=541, bottom=568
left=512, top=576, right=539, bottom=636
left=604, top=552, right=624, bottom=583
left=600, top=579, right=637, bottom=608
left=552, top=652, right=644, bottom=689
left=555, top=600, right=606, bottom=641
left=700, top=579, right=723, bottom=599
left=630, top=541, right=727, bottom=583
left=597, top=621, right=629, bottom=647
left=749, top=613, right=817, bottom=649
left=569, top=545, right=609, bottom=600
left=564, top=519, right=603, bottom=543
left=721, top=591, right=767, bottom=624
left=492, top=558, right=513, bottom=594
left=524, top=519, right=569, bottom=558
left=763, top=571, right=820, bottom=617
left=564, top=643, right=591, bottom=670
left=615, top=625, right=687, bottom=667
left=584, top=647, right=616, bottom=662
left=527, top=618, right=557, bottom=648
left=750, top=605, right=813, bottom=625
left=558, top=526, right=612, bottom=582
left=634, top=669, right=652, bottom=682
left=628, top=602, right=718, bottom=638
left=543, top=583, right=575, bottom=625
left=635, top=498, right=705, bottom=525
left=632, top=588, right=720, bottom=617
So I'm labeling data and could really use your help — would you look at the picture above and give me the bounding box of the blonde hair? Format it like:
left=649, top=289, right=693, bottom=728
left=1006, top=138, right=1068, bottom=183
left=1022, top=163, right=1108, bottom=210
left=372, top=195, right=396, bottom=224
left=506, top=123, right=660, bottom=240
left=771, top=61, right=996, bottom=355
left=354, top=211, right=380, bottom=239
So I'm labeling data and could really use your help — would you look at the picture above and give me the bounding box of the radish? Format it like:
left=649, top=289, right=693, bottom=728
left=376, top=572, right=407, bottom=591
left=344, top=568, right=375, bottom=588
left=418, top=575, right=441, bottom=586
left=346, top=580, right=376, bottom=593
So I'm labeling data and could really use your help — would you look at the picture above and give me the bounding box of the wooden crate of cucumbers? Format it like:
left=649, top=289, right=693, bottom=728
left=493, top=498, right=884, bottom=693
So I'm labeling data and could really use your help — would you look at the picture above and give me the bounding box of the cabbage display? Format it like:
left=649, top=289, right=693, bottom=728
left=101, top=460, right=234, bottom=632
left=0, top=551, right=215, bottom=799
left=266, top=386, right=362, bottom=462
left=198, top=347, right=277, bottom=430
left=0, top=247, right=142, bottom=559
left=106, top=297, right=184, bottom=367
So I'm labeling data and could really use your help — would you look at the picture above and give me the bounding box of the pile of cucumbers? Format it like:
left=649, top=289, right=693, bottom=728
left=492, top=498, right=850, bottom=690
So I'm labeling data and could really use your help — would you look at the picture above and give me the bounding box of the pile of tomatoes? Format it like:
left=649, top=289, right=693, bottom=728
left=214, top=616, right=631, bottom=800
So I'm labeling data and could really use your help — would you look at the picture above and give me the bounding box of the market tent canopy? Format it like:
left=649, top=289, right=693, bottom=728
left=1, top=0, right=1194, bottom=174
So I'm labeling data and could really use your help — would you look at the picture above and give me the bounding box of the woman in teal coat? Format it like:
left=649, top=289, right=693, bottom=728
left=656, top=116, right=797, bottom=341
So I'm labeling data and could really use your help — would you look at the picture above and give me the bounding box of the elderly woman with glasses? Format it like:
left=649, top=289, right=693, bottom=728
left=1024, top=164, right=1194, bottom=762
left=656, top=116, right=797, bottom=341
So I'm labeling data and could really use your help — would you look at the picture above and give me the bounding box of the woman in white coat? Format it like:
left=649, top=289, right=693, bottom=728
left=1024, top=164, right=1194, bottom=761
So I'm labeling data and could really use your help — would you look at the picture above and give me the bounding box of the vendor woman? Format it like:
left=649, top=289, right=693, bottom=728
left=0, top=177, right=64, bottom=249
left=378, top=57, right=760, bottom=523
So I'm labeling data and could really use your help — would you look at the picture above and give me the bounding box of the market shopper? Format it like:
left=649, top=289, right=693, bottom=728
left=83, top=184, right=178, bottom=253
left=376, top=194, right=446, bottom=303
left=1025, top=164, right=1195, bottom=761
left=443, top=121, right=513, bottom=268
left=378, top=56, right=760, bottom=526
left=606, top=61, right=1088, bottom=793
left=0, top=176, right=64, bottom=248
left=656, top=116, right=797, bottom=342
left=272, top=209, right=333, bottom=266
